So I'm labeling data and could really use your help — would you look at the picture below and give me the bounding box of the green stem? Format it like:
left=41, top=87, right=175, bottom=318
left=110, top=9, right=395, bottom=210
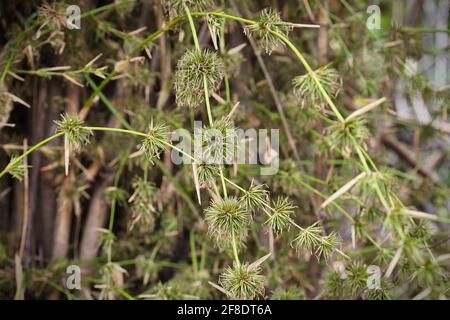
left=269, top=30, right=345, bottom=122
left=203, top=75, right=214, bottom=125
left=183, top=3, right=201, bottom=52
left=231, top=232, right=240, bottom=267
left=190, top=230, right=198, bottom=274
left=0, top=132, right=64, bottom=179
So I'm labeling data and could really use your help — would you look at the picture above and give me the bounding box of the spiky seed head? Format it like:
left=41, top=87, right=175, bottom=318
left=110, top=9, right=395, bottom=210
left=240, top=184, right=269, bottom=212
left=37, top=2, right=67, bottom=30
left=175, top=49, right=225, bottom=109
left=412, top=259, right=446, bottom=287
left=265, top=197, right=295, bottom=234
left=366, top=281, right=391, bottom=300
left=219, top=262, right=265, bottom=299
left=345, top=261, right=368, bottom=296
left=325, top=271, right=345, bottom=299
left=204, top=197, right=251, bottom=244
left=197, top=117, right=237, bottom=164
left=196, top=162, right=220, bottom=185
left=315, top=232, right=340, bottom=259
left=244, top=8, right=292, bottom=55
left=140, top=121, right=169, bottom=164
left=0, top=82, right=13, bottom=130
left=292, top=221, right=340, bottom=260
left=355, top=169, right=397, bottom=202
left=55, top=113, right=92, bottom=152
left=6, top=156, right=27, bottom=181
left=325, top=118, right=370, bottom=157
left=292, top=64, right=342, bottom=110
left=292, top=221, right=322, bottom=256
left=129, top=177, right=157, bottom=230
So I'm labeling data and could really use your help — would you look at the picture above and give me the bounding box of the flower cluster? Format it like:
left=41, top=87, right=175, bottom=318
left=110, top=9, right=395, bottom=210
left=55, top=114, right=92, bottom=152
left=293, top=64, right=342, bottom=110
left=244, top=9, right=292, bottom=55
left=128, top=177, right=157, bottom=230
left=219, top=262, right=265, bottom=299
left=175, top=49, right=225, bottom=108
left=140, top=120, right=170, bottom=164
left=204, top=197, right=251, bottom=246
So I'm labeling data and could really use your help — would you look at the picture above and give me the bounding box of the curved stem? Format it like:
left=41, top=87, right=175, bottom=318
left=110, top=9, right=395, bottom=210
left=0, top=132, right=64, bottom=179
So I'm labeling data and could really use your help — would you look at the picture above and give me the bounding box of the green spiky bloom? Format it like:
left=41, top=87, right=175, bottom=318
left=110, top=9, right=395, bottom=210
left=140, top=121, right=170, bottom=164
left=175, top=49, right=225, bottom=109
left=197, top=117, right=237, bottom=164
left=293, top=64, right=342, bottom=110
left=219, top=262, right=265, bottom=299
left=204, top=197, right=250, bottom=244
left=197, top=162, right=220, bottom=185
left=292, top=221, right=340, bottom=259
left=5, top=156, right=26, bottom=181
left=241, top=184, right=269, bottom=212
left=325, top=118, right=370, bottom=157
left=244, top=8, right=292, bottom=55
left=55, top=113, right=92, bottom=152
left=265, top=197, right=295, bottom=234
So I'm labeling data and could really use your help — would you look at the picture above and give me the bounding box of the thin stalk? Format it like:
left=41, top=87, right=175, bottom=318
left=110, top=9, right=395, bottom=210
left=185, top=5, right=228, bottom=199
left=190, top=230, right=198, bottom=274
left=0, top=132, right=64, bottom=179
left=231, top=232, right=240, bottom=267
left=203, top=75, right=214, bottom=125
left=183, top=3, right=201, bottom=51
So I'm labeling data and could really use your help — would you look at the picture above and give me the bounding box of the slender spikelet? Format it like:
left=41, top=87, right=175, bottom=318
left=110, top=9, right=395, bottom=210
left=128, top=177, right=157, bottom=230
